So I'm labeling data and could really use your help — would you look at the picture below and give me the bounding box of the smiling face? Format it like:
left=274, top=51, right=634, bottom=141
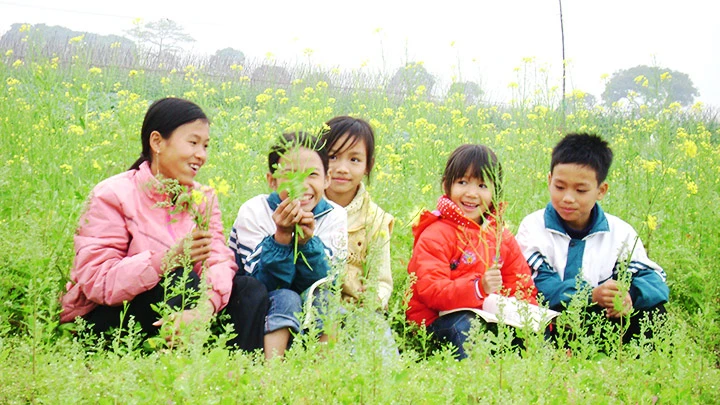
left=150, top=119, right=209, bottom=186
left=326, top=133, right=368, bottom=207
left=549, top=163, right=608, bottom=230
left=267, top=146, right=330, bottom=211
left=447, top=170, right=494, bottom=223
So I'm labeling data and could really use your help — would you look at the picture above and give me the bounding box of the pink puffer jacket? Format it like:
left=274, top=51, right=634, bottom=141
left=60, top=161, right=237, bottom=323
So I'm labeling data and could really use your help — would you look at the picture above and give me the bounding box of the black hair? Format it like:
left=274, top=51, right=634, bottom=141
left=268, top=132, right=329, bottom=174
left=322, top=116, right=376, bottom=178
left=442, top=144, right=503, bottom=198
left=129, top=97, right=209, bottom=170
left=550, top=133, right=613, bottom=183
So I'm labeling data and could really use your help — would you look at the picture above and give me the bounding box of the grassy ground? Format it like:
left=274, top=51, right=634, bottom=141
left=1, top=39, right=719, bottom=403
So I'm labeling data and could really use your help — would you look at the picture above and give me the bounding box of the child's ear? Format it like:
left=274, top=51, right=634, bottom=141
left=149, top=131, right=164, bottom=154
left=597, top=181, right=609, bottom=200
left=323, top=172, right=330, bottom=190
left=266, top=172, right=277, bottom=190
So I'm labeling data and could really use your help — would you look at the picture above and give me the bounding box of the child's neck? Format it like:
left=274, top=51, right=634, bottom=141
left=327, top=185, right=359, bottom=207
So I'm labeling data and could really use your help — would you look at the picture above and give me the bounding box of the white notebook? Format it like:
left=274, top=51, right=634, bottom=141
left=439, top=294, right=560, bottom=333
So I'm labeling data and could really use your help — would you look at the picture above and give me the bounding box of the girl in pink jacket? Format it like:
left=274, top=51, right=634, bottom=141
left=60, top=98, right=268, bottom=351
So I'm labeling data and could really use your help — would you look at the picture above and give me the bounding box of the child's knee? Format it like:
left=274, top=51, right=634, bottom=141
left=266, top=289, right=302, bottom=334
left=233, top=274, right=268, bottom=302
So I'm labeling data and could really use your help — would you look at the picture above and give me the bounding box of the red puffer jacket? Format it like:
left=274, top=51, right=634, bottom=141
left=406, top=196, right=537, bottom=327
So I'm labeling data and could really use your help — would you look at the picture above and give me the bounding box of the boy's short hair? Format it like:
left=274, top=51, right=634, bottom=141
left=268, top=132, right=329, bottom=174
left=551, top=133, right=614, bottom=183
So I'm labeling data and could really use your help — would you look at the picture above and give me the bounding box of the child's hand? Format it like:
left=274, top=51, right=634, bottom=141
left=296, top=211, right=315, bottom=245
left=482, top=261, right=503, bottom=295
left=165, top=229, right=212, bottom=270
left=606, top=292, right=633, bottom=318
left=272, top=197, right=302, bottom=245
left=592, top=280, right=624, bottom=310
left=152, top=300, right=214, bottom=346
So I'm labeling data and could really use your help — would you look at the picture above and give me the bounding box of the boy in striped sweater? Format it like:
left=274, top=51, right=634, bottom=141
left=516, top=133, right=668, bottom=343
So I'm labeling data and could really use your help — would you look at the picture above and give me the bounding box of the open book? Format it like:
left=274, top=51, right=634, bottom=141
left=439, top=294, right=560, bottom=333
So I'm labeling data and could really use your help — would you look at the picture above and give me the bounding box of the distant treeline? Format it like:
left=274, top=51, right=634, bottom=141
left=1, top=23, right=494, bottom=105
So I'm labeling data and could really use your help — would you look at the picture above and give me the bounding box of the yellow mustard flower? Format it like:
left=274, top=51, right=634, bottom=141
left=69, top=34, right=85, bottom=44
left=640, top=159, right=661, bottom=173
left=209, top=178, right=230, bottom=196
left=191, top=189, right=206, bottom=205
left=68, top=125, right=84, bottom=136
left=646, top=215, right=658, bottom=231
left=682, top=139, right=698, bottom=158
left=256, top=93, right=272, bottom=104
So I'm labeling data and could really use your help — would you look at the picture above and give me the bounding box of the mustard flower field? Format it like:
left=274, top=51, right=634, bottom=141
left=1, top=35, right=719, bottom=402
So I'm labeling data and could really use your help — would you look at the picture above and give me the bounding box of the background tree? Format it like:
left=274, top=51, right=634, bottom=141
left=388, top=62, right=436, bottom=99
left=125, top=18, right=195, bottom=62
left=601, top=65, right=699, bottom=107
left=0, top=23, right=135, bottom=64
left=582, top=92, right=597, bottom=109
left=302, top=71, right=333, bottom=88
left=250, top=64, right=291, bottom=88
left=207, top=47, right=245, bottom=73
left=447, top=81, right=483, bottom=104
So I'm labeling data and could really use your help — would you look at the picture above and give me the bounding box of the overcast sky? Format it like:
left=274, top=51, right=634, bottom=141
left=2, top=0, right=718, bottom=107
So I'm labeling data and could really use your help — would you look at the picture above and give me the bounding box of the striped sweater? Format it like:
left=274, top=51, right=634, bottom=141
left=228, top=192, right=347, bottom=293
left=516, top=203, right=669, bottom=311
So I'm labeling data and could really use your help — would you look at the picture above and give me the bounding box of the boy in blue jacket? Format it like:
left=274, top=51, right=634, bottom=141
left=229, top=132, right=347, bottom=358
left=516, top=133, right=668, bottom=343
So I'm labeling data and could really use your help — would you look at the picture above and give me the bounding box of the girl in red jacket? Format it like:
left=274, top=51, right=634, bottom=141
left=406, top=144, right=537, bottom=359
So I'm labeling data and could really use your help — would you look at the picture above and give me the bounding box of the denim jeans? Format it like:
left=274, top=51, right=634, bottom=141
left=265, top=287, right=338, bottom=334
left=427, top=310, right=486, bottom=360
left=266, top=289, right=303, bottom=334
left=305, top=286, right=348, bottom=331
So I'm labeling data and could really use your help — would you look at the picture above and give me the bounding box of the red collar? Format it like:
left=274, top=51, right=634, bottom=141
left=412, top=196, right=506, bottom=246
